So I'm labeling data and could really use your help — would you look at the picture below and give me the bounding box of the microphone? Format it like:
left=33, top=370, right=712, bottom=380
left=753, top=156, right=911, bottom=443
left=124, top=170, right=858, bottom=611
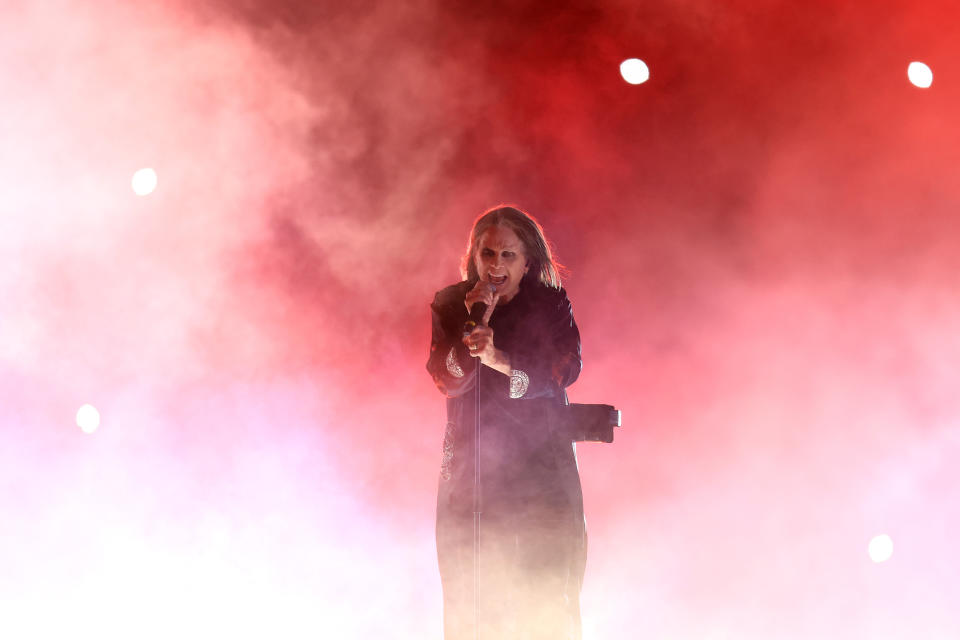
left=463, top=283, right=496, bottom=336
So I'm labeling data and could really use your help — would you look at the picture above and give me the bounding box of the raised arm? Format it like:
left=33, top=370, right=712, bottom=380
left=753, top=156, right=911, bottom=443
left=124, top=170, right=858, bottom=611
left=426, top=286, right=477, bottom=397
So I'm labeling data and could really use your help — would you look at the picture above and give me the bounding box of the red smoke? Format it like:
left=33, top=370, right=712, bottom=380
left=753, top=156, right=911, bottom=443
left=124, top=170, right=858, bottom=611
left=2, top=0, right=958, bottom=637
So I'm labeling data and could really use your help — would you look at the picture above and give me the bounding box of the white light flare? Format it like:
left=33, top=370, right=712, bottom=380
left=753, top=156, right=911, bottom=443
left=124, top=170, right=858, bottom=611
left=620, top=58, right=650, bottom=85
left=76, top=403, right=101, bottom=434
left=907, top=61, right=933, bottom=88
left=868, top=533, right=894, bottom=563
left=131, top=167, right=158, bottom=196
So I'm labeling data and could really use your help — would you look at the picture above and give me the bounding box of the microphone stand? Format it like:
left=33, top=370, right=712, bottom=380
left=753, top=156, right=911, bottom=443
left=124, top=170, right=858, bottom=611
left=473, top=355, right=481, bottom=640
left=464, top=286, right=495, bottom=640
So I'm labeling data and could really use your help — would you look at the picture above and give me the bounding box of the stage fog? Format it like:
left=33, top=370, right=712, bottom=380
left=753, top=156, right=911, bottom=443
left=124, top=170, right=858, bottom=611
left=2, top=1, right=958, bottom=638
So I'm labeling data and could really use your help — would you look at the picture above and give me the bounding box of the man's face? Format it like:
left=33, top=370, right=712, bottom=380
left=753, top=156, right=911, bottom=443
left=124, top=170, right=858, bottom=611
left=473, top=224, right=529, bottom=303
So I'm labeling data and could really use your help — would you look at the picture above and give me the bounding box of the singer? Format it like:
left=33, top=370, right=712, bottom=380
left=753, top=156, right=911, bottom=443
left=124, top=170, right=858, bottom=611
left=427, top=205, right=586, bottom=639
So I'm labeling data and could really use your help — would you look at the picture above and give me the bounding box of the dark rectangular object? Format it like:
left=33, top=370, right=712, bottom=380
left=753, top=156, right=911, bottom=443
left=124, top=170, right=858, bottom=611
left=550, top=403, right=621, bottom=443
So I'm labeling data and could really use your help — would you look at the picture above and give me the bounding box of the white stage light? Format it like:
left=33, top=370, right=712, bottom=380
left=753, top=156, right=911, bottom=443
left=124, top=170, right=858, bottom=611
left=907, top=62, right=933, bottom=88
left=868, top=534, right=894, bottom=563
left=132, top=167, right=158, bottom=196
left=620, top=58, right=650, bottom=85
left=76, top=404, right=101, bottom=434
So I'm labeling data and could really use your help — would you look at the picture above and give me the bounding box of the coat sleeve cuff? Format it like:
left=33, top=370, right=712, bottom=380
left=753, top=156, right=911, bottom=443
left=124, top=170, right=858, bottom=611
left=508, top=369, right=530, bottom=398
left=445, top=346, right=465, bottom=378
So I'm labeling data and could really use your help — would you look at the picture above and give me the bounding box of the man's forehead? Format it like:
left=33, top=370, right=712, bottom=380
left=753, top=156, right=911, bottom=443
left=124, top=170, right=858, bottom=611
left=479, top=229, right=522, bottom=249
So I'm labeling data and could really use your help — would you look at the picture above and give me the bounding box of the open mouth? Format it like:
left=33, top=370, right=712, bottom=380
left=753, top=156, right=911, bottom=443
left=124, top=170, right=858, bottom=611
left=488, top=274, right=507, bottom=286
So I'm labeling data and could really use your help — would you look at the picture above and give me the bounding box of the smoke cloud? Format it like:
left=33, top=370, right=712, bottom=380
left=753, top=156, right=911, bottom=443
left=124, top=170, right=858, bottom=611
left=2, top=0, right=958, bottom=638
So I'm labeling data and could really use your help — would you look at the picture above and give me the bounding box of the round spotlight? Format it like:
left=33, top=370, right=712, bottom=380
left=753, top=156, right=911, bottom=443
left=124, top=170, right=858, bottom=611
left=907, top=61, right=933, bottom=88
left=868, top=534, right=894, bottom=563
left=131, top=167, right=158, bottom=196
left=76, top=404, right=101, bottom=434
left=620, top=58, right=650, bottom=85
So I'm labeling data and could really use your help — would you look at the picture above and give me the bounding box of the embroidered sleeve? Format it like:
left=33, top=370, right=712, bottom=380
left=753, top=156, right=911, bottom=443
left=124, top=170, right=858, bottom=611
left=445, top=346, right=464, bottom=378
left=508, top=369, right=530, bottom=398
left=440, top=422, right=456, bottom=480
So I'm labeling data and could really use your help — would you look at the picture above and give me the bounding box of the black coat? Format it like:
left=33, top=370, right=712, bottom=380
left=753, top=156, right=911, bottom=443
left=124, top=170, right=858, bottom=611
left=427, top=278, right=586, bottom=639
